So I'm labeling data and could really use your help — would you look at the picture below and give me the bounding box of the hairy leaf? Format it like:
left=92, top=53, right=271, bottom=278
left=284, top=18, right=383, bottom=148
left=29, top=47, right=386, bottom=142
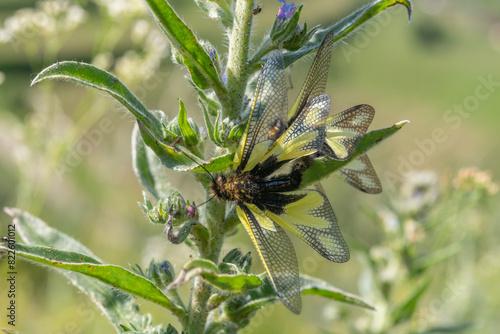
left=1, top=243, right=184, bottom=317
left=31, top=61, right=163, bottom=139
left=132, top=124, right=159, bottom=199
left=168, top=259, right=262, bottom=293
left=3, top=208, right=177, bottom=332
left=145, top=0, right=227, bottom=99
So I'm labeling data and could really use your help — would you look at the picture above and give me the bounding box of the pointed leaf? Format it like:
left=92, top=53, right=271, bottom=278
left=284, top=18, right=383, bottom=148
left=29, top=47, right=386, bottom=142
left=137, top=120, right=199, bottom=170
left=177, top=99, right=199, bottom=148
left=3, top=208, right=177, bottom=332
left=194, top=0, right=233, bottom=28
left=145, top=0, right=227, bottom=99
left=301, top=120, right=409, bottom=188
left=201, top=99, right=221, bottom=146
left=281, top=0, right=412, bottom=67
left=227, top=274, right=374, bottom=321
left=300, top=274, right=375, bottom=310
left=168, top=259, right=262, bottom=293
left=202, top=272, right=262, bottom=293
left=132, top=124, right=159, bottom=199
left=174, top=152, right=234, bottom=173
left=196, top=88, right=220, bottom=117
left=31, top=61, right=163, bottom=139
left=1, top=243, right=184, bottom=317
left=166, top=324, right=180, bottom=334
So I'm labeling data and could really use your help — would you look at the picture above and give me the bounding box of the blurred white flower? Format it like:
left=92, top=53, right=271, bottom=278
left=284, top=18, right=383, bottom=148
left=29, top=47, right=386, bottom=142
left=93, top=0, right=146, bottom=20
left=378, top=208, right=400, bottom=233
left=131, top=19, right=151, bottom=44
left=0, top=0, right=87, bottom=44
left=395, top=170, right=440, bottom=216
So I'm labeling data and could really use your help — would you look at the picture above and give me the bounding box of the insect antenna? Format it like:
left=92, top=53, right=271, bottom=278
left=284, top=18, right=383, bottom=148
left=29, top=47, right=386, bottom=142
left=179, top=150, right=219, bottom=208
left=195, top=193, right=217, bottom=208
left=179, top=150, right=217, bottom=183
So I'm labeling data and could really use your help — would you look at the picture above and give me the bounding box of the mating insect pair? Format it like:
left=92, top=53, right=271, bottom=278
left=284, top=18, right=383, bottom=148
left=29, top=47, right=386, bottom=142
left=211, top=32, right=381, bottom=314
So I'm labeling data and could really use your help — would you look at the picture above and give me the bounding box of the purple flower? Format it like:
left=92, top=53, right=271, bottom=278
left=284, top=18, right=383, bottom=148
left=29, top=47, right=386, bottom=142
left=277, top=0, right=296, bottom=22
left=222, top=70, right=227, bottom=85
left=209, top=48, right=217, bottom=62
left=187, top=205, right=196, bottom=219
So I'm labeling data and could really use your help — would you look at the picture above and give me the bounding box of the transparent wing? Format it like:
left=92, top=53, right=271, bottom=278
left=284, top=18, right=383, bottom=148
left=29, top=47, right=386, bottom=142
left=236, top=204, right=302, bottom=314
left=324, top=104, right=375, bottom=161
left=266, top=190, right=350, bottom=263
left=335, top=153, right=382, bottom=194
left=234, top=51, right=288, bottom=172
left=261, top=94, right=330, bottom=165
left=288, top=31, right=335, bottom=123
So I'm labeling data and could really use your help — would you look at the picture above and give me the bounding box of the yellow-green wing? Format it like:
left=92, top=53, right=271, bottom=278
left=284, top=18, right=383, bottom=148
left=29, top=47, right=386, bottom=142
left=234, top=51, right=288, bottom=173
left=265, top=190, right=349, bottom=263
left=324, top=104, right=375, bottom=161
left=236, top=204, right=302, bottom=314
left=288, top=31, right=335, bottom=124
left=335, top=153, right=382, bottom=194
left=261, top=94, right=330, bottom=165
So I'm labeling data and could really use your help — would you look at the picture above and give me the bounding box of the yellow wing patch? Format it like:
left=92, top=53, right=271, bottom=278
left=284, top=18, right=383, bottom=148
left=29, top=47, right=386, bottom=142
left=335, top=153, right=382, bottom=194
left=325, top=104, right=375, bottom=161
left=266, top=190, right=350, bottom=263
left=236, top=205, right=302, bottom=314
left=242, top=203, right=276, bottom=231
left=262, top=94, right=330, bottom=165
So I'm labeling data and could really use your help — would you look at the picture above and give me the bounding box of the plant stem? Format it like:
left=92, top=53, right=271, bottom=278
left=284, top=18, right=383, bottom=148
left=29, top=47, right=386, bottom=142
left=224, top=0, right=255, bottom=120
left=186, top=190, right=226, bottom=333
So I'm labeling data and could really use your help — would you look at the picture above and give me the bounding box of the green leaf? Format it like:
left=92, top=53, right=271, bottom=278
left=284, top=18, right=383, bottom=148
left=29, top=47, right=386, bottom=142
left=227, top=274, right=374, bottom=321
left=281, top=0, right=413, bottom=67
left=391, top=279, right=430, bottom=325
left=300, top=274, right=375, bottom=310
left=145, top=0, right=227, bottom=99
left=196, top=88, right=220, bottom=117
left=3, top=208, right=176, bottom=332
left=132, top=124, right=159, bottom=199
left=31, top=61, right=163, bottom=140
left=301, top=120, right=409, bottom=188
left=201, top=99, right=221, bottom=146
left=1, top=243, right=185, bottom=318
left=166, top=324, right=180, bottom=334
left=168, top=259, right=262, bottom=293
left=137, top=120, right=200, bottom=170
left=203, top=272, right=262, bottom=293
left=194, top=0, right=233, bottom=28
left=174, top=152, right=234, bottom=173
left=177, top=99, right=199, bottom=149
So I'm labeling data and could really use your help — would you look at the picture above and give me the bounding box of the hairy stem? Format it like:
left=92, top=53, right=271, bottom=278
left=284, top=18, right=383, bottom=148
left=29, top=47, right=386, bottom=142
left=186, top=190, right=226, bottom=333
left=224, top=0, right=255, bottom=120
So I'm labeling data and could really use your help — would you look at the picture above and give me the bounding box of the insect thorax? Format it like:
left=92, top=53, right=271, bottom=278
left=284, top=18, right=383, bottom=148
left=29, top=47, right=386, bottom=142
left=211, top=174, right=260, bottom=203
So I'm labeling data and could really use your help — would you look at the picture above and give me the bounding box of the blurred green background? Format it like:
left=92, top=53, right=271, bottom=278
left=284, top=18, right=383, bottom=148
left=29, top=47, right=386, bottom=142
left=0, top=0, right=499, bottom=333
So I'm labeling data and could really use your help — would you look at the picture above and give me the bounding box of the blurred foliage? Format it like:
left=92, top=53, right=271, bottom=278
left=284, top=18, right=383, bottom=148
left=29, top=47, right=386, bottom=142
left=0, top=0, right=499, bottom=333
